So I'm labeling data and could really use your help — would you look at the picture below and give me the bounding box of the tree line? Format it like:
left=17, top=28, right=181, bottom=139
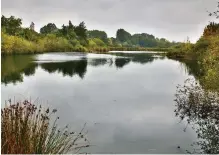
left=1, top=15, right=179, bottom=54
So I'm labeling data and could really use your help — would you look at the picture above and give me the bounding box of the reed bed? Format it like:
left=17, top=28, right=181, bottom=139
left=1, top=100, right=89, bottom=154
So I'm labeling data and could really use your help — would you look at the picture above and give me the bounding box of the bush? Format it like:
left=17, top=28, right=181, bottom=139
left=38, top=34, right=73, bottom=52
left=1, top=32, right=39, bottom=54
left=201, top=36, right=219, bottom=91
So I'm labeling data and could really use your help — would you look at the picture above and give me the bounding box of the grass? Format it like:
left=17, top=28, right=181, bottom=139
left=1, top=100, right=89, bottom=154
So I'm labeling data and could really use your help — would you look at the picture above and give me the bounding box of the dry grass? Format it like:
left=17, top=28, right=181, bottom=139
left=1, top=100, right=89, bottom=154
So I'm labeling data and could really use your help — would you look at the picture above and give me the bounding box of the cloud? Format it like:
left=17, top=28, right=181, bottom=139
left=2, top=0, right=219, bottom=42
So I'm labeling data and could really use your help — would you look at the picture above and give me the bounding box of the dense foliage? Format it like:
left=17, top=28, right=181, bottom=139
left=116, top=29, right=179, bottom=48
left=171, top=8, right=219, bottom=152
left=1, top=15, right=177, bottom=54
left=167, top=21, right=219, bottom=92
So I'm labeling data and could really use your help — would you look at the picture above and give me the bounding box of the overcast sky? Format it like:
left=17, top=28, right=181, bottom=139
left=2, top=0, right=219, bottom=42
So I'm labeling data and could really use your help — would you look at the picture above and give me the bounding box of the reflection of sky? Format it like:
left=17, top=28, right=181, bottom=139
left=109, top=51, right=166, bottom=54
left=35, top=52, right=123, bottom=62
left=1, top=53, right=196, bottom=153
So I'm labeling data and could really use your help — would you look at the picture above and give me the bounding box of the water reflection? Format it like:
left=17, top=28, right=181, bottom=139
left=41, top=60, right=87, bottom=79
left=1, top=52, right=164, bottom=85
left=115, top=58, right=131, bottom=68
left=111, top=53, right=163, bottom=64
left=2, top=52, right=202, bottom=153
left=174, top=78, right=219, bottom=153
left=88, top=58, right=109, bottom=67
left=1, top=55, right=37, bottom=85
left=177, top=59, right=204, bottom=80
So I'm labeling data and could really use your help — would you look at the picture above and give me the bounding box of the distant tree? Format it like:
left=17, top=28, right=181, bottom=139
left=131, top=33, right=157, bottom=47
left=57, top=22, right=77, bottom=40
left=116, top=29, right=131, bottom=43
left=1, top=15, right=22, bottom=35
left=67, top=30, right=77, bottom=40
left=30, top=22, right=35, bottom=31
left=40, top=23, right=58, bottom=34
left=74, top=22, right=87, bottom=40
left=18, top=28, right=40, bottom=42
left=110, top=37, right=121, bottom=47
left=60, top=24, right=68, bottom=36
left=107, top=38, right=113, bottom=46
left=87, top=30, right=108, bottom=43
left=1, top=15, right=7, bottom=26
left=68, top=20, right=74, bottom=30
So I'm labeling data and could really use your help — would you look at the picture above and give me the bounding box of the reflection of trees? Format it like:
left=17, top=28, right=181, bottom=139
left=1, top=55, right=37, bottom=85
left=111, top=53, right=163, bottom=65
left=177, top=57, right=219, bottom=92
left=115, top=58, right=131, bottom=68
left=179, top=59, right=204, bottom=79
left=40, top=59, right=87, bottom=79
left=89, top=58, right=108, bottom=67
left=131, top=53, right=156, bottom=64
left=174, top=78, right=219, bottom=154
left=2, top=73, right=23, bottom=85
left=23, top=63, right=37, bottom=76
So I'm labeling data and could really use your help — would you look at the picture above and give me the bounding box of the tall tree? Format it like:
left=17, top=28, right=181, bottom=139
left=40, top=23, right=58, bottom=34
left=68, top=20, right=74, bottom=30
left=1, top=15, right=22, bottom=35
left=116, top=29, right=131, bottom=43
left=74, top=22, right=87, bottom=40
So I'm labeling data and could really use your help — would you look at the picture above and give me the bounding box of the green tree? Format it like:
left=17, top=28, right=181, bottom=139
left=116, top=29, right=131, bottom=43
left=68, top=20, right=74, bottom=30
left=17, top=28, right=40, bottom=42
left=74, top=22, right=87, bottom=40
left=131, top=33, right=157, bottom=47
left=40, top=23, right=58, bottom=34
left=88, top=30, right=108, bottom=43
left=1, top=15, right=22, bottom=35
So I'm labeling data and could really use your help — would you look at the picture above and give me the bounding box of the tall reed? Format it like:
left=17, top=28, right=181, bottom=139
left=1, top=100, right=89, bottom=154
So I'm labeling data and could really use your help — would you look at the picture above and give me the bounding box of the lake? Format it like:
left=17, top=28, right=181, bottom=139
left=1, top=52, right=198, bottom=153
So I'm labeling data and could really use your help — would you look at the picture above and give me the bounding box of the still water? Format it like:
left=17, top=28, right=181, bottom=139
left=1, top=52, right=198, bottom=153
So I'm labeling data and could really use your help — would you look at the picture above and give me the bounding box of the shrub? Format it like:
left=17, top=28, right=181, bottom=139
left=201, top=36, right=219, bottom=91
left=38, top=34, right=73, bottom=52
left=1, top=32, right=39, bottom=54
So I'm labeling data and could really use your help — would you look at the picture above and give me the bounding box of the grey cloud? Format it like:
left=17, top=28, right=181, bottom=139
left=2, top=0, right=219, bottom=42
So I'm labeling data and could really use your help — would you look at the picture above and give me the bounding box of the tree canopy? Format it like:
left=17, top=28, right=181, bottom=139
left=88, top=30, right=108, bottom=43
left=40, top=23, right=58, bottom=34
left=1, top=15, right=22, bottom=35
left=1, top=15, right=179, bottom=54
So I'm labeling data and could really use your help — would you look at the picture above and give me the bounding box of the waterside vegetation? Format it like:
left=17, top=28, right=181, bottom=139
left=1, top=15, right=179, bottom=55
left=1, top=100, right=89, bottom=154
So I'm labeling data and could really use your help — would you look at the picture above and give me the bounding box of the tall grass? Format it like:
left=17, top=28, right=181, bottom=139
left=1, top=100, right=89, bottom=154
